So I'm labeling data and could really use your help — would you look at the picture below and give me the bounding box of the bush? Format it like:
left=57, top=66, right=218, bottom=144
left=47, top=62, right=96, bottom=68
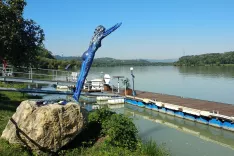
left=88, top=107, right=115, bottom=124
left=88, top=108, right=138, bottom=150
left=102, top=114, right=138, bottom=150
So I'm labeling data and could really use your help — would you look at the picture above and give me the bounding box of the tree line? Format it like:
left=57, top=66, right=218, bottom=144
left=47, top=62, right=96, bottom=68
left=37, top=52, right=172, bottom=70
left=174, top=51, right=234, bottom=66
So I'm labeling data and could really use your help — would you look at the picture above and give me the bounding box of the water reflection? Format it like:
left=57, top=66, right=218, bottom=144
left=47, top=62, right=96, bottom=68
left=177, top=66, right=234, bottom=79
left=123, top=104, right=234, bottom=150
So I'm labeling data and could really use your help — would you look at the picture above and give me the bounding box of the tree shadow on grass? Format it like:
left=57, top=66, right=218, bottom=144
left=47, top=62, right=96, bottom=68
left=0, top=92, right=42, bottom=112
left=0, top=93, right=19, bottom=112
left=61, top=121, right=102, bottom=150
left=0, top=100, right=21, bottom=112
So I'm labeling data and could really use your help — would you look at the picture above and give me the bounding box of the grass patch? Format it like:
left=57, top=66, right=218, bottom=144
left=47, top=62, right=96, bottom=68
left=0, top=82, right=42, bottom=155
left=60, top=140, right=168, bottom=156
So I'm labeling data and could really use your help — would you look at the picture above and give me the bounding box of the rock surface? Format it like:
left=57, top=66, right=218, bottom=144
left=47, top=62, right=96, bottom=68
left=1, top=100, right=87, bottom=152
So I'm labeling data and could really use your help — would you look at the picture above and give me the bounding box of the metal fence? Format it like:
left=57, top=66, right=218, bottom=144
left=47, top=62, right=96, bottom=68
left=0, top=65, right=76, bottom=82
left=0, top=65, right=116, bottom=93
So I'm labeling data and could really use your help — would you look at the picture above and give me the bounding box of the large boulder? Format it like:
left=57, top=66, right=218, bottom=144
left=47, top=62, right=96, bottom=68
left=1, top=100, right=87, bottom=152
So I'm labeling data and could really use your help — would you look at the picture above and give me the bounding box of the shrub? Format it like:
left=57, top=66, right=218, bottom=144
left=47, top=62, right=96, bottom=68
left=88, top=108, right=139, bottom=150
left=122, top=78, right=131, bottom=89
left=88, top=107, right=115, bottom=124
left=102, top=114, right=138, bottom=150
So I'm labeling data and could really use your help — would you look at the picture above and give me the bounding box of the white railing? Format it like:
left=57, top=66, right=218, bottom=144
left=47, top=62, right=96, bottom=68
left=0, top=66, right=76, bottom=82
left=0, top=66, right=107, bottom=90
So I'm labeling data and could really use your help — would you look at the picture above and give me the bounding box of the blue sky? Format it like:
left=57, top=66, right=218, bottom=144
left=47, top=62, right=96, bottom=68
left=24, top=0, right=234, bottom=59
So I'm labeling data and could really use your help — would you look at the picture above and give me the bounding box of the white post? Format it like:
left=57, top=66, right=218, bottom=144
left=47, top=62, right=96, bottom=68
left=117, top=77, right=119, bottom=93
left=29, top=68, right=30, bottom=79
left=52, top=70, right=54, bottom=80
left=31, top=68, right=32, bottom=79
left=101, top=81, right=103, bottom=92
left=125, top=82, right=126, bottom=96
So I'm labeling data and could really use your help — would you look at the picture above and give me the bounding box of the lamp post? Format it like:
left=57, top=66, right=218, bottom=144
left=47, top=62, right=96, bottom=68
left=130, top=67, right=136, bottom=96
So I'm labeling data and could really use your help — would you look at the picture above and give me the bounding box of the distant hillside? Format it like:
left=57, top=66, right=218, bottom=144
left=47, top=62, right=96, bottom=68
left=92, top=57, right=154, bottom=67
left=54, top=55, right=151, bottom=63
left=174, top=51, right=234, bottom=66
left=146, top=59, right=178, bottom=63
left=94, top=57, right=118, bottom=62
left=51, top=55, right=173, bottom=68
left=54, top=55, right=82, bottom=61
left=54, top=55, right=176, bottom=63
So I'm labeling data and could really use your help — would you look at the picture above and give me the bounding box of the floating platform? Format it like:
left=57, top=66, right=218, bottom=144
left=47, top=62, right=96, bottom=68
left=122, top=90, right=234, bottom=132
left=108, top=98, right=125, bottom=104
left=124, top=90, right=234, bottom=117
left=96, top=96, right=112, bottom=101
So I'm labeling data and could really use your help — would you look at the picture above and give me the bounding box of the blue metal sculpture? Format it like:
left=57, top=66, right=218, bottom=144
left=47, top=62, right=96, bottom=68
left=73, top=23, right=122, bottom=101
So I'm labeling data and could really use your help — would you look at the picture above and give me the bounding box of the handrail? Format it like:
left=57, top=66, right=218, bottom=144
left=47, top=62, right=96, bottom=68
left=0, top=66, right=108, bottom=90
left=1, top=66, right=75, bottom=82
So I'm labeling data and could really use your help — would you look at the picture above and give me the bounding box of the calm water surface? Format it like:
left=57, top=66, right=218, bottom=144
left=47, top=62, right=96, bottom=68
left=88, top=66, right=234, bottom=104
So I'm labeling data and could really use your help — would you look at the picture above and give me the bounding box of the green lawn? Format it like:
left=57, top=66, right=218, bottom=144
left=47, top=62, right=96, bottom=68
left=0, top=82, right=42, bottom=156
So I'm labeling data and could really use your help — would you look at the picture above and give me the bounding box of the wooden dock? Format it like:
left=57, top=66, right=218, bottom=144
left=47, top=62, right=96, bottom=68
left=119, top=90, right=234, bottom=117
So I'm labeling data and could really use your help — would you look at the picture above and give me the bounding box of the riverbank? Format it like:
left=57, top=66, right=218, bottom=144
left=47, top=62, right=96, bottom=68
left=174, top=51, right=234, bottom=66
left=0, top=82, right=169, bottom=155
left=35, top=56, right=173, bottom=70
left=174, top=64, right=234, bottom=67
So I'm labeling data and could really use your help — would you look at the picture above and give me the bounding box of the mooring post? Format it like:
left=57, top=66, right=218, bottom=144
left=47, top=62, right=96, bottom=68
left=117, top=77, right=120, bottom=93
left=125, top=81, right=126, bottom=96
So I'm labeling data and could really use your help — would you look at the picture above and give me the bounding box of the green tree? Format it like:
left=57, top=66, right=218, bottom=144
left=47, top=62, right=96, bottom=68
left=37, top=47, right=54, bottom=59
left=0, top=0, right=44, bottom=67
left=174, top=51, right=234, bottom=66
